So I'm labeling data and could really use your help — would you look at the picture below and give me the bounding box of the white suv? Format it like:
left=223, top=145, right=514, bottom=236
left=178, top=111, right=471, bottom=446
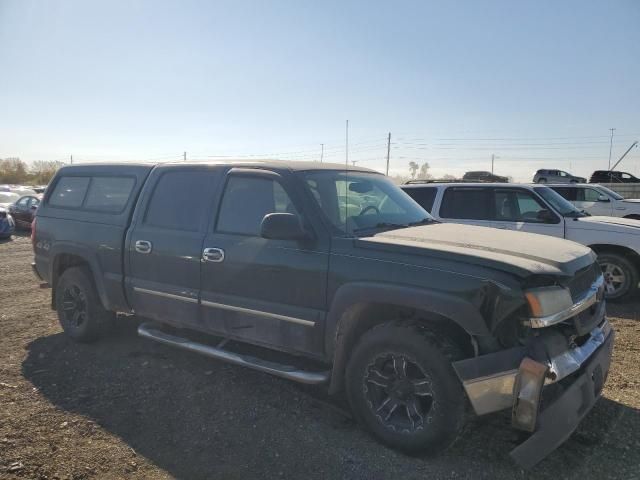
left=548, top=184, right=640, bottom=219
left=402, top=182, right=640, bottom=300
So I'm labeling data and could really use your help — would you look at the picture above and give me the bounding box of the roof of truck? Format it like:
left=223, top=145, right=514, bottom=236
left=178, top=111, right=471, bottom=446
left=57, top=160, right=377, bottom=173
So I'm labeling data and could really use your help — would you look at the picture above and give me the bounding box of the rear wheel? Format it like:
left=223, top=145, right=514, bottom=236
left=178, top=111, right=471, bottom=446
left=55, top=267, right=114, bottom=342
left=597, top=253, right=639, bottom=300
left=537, top=178, right=547, bottom=183
left=345, top=322, right=466, bottom=453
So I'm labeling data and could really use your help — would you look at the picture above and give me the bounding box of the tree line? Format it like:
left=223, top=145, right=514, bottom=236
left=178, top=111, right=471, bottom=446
left=0, top=158, right=65, bottom=185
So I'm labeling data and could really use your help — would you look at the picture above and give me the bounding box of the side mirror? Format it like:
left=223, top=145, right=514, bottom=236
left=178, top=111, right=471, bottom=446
left=30, top=204, right=38, bottom=210
left=260, top=213, right=310, bottom=241
left=597, top=195, right=610, bottom=202
left=536, top=209, right=555, bottom=223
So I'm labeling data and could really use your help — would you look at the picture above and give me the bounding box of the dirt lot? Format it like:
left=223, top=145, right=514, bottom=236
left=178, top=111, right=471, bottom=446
left=1, top=232, right=639, bottom=480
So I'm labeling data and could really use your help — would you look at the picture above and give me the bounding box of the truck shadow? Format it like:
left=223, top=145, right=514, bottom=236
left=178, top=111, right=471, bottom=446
left=22, top=320, right=640, bottom=480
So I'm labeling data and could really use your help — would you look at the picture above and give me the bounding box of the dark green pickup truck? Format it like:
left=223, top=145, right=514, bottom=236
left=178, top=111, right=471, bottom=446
left=32, top=161, right=613, bottom=468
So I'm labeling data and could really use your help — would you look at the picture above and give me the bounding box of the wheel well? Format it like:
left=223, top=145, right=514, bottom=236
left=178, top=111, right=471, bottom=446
left=51, top=254, right=91, bottom=309
left=328, top=302, right=475, bottom=394
left=589, top=244, right=640, bottom=271
left=623, top=214, right=640, bottom=220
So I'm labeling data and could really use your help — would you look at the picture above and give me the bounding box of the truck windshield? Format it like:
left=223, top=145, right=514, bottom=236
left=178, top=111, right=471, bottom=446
left=534, top=186, right=587, bottom=218
left=299, top=170, right=433, bottom=235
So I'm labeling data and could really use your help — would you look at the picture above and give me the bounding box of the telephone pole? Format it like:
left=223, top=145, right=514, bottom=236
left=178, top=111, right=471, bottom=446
left=386, top=132, right=391, bottom=176
left=491, top=154, right=495, bottom=174
left=70, top=155, right=73, bottom=165
left=183, top=151, right=187, bottom=162
left=608, top=128, right=616, bottom=169
left=320, top=144, right=324, bottom=163
left=345, top=120, right=349, bottom=167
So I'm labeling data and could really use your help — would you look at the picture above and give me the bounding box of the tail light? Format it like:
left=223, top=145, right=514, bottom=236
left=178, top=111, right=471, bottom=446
left=31, top=217, right=36, bottom=249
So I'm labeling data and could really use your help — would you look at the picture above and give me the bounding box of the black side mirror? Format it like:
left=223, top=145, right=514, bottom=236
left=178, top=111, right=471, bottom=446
left=536, top=209, right=555, bottom=223
left=260, top=213, right=310, bottom=241
left=597, top=195, right=610, bottom=203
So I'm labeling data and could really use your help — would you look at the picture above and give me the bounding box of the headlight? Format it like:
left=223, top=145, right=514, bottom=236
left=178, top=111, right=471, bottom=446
left=524, top=286, right=573, bottom=319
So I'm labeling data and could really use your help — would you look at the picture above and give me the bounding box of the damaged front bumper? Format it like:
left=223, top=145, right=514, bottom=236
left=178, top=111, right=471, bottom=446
left=452, top=301, right=614, bottom=468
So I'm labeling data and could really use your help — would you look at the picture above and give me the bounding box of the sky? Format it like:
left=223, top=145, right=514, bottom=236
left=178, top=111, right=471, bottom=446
left=1, top=0, right=639, bottom=182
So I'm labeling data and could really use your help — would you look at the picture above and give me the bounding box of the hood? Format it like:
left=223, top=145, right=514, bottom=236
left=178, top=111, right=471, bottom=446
left=357, top=223, right=594, bottom=278
left=572, top=215, right=640, bottom=231
left=622, top=199, right=640, bottom=204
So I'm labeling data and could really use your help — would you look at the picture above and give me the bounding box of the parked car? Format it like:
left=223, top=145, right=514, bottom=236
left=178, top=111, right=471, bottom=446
left=32, top=162, right=613, bottom=469
left=462, top=170, right=508, bottom=182
left=0, top=191, right=21, bottom=208
left=533, top=169, right=586, bottom=184
left=0, top=206, right=16, bottom=238
left=590, top=170, right=640, bottom=183
left=8, top=194, right=41, bottom=229
left=402, top=182, right=640, bottom=299
left=548, top=184, right=640, bottom=219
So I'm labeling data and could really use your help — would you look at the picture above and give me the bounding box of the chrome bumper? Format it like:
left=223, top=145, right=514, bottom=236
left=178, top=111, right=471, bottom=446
left=452, top=316, right=611, bottom=416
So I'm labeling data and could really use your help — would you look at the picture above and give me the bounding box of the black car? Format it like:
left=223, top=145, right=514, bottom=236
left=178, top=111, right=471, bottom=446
left=32, top=161, right=612, bottom=468
left=462, top=170, right=508, bottom=182
left=589, top=170, right=640, bottom=183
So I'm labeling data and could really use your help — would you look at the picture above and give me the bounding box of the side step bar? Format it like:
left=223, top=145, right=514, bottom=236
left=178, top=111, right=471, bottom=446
left=138, top=322, right=330, bottom=385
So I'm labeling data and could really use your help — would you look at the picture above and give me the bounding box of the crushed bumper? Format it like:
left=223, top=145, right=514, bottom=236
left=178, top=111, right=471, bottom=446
left=510, top=327, right=614, bottom=468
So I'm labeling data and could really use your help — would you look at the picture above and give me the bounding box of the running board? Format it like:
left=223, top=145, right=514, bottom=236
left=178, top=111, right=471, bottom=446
left=137, top=322, right=330, bottom=385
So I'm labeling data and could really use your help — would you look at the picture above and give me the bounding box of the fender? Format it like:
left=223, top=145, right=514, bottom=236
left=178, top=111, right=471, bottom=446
left=49, top=241, right=116, bottom=312
left=325, top=282, right=492, bottom=393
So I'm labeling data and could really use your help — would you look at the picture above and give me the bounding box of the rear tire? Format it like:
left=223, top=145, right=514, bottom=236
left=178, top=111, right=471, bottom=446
left=55, top=267, right=114, bottom=342
left=345, top=322, right=466, bottom=453
left=597, top=252, right=639, bottom=301
left=537, top=178, right=547, bottom=183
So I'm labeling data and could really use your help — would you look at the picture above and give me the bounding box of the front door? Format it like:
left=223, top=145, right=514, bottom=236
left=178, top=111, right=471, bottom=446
left=574, top=187, right=613, bottom=216
left=491, top=188, right=565, bottom=238
left=200, top=168, right=329, bottom=355
left=126, top=166, right=221, bottom=328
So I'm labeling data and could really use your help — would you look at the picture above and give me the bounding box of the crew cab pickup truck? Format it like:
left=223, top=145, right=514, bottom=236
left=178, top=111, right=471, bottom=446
left=549, top=183, right=640, bottom=220
left=402, top=182, right=640, bottom=300
left=33, top=162, right=613, bottom=468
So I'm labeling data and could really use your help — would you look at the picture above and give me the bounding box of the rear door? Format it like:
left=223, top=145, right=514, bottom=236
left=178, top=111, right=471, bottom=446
left=490, top=187, right=564, bottom=237
left=199, top=168, right=330, bottom=355
left=435, top=186, right=497, bottom=228
left=126, top=166, right=222, bottom=328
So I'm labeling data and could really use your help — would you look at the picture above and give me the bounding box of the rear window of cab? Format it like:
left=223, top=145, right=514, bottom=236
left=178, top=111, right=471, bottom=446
left=48, top=176, right=135, bottom=213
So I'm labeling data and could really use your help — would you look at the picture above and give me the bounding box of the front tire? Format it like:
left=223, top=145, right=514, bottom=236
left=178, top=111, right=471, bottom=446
left=55, top=267, right=114, bottom=342
left=537, top=178, right=547, bottom=184
left=345, top=322, right=466, bottom=453
left=597, top=253, right=639, bottom=301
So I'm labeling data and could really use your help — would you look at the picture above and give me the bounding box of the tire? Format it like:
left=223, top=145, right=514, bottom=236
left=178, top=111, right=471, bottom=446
left=537, top=178, right=547, bottom=183
left=597, top=252, right=639, bottom=301
left=55, top=266, right=114, bottom=342
left=345, top=322, right=466, bottom=453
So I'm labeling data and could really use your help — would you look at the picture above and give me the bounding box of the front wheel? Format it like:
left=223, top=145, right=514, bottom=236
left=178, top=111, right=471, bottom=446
left=345, top=322, right=466, bottom=453
left=537, top=178, right=547, bottom=183
left=597, top=253, right=639, bottom=301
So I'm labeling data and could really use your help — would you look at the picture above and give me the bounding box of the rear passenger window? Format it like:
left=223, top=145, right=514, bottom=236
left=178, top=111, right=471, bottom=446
left=144, top=170, right=214, bottom=231
left=216, top=176, right=299, bottom=236
left=49, top=177, right=90, bottom=208
left=551, top=187, right=576, bottom=201
left=404, top=187, right=437, bottom=213
left=84, top=177, right=135, bottom=213
left=440, top=188, right=490, bottom=220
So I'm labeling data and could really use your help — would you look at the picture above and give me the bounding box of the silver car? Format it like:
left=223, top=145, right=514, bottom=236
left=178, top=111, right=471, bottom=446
left=533, top=169, right=586, bottom=184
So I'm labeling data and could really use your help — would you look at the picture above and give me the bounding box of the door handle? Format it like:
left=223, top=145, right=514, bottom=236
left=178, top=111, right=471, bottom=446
left=202, top=247, right=225, bottom=263
left=135, top=240, right=152, bottom=254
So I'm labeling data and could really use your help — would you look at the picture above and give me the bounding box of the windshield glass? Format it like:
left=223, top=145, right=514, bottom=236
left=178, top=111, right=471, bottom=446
left=534, top=186, right=586, bottom=217
left=595, top=185, right=624, bottom=200
left=299, top=170, right=433, bottom=235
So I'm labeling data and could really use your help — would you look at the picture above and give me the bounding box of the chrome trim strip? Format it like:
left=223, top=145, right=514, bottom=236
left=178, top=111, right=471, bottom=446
left=529, top=275, right=604, bottom=328
left=138, top=322, right=329, bottom=384
left=133, top=287, right=198, bottom=304
left=201, top=300, right=315, bottom=327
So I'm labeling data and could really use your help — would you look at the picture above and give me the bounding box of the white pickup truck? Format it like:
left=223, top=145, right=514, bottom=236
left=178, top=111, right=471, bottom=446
left=548, top=183, right=640, bottom=219
left=402, top=182, right=640, bottom=300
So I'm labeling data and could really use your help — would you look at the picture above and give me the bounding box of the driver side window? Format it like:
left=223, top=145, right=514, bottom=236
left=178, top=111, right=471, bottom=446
left=494, top=189, right=551, bottom=223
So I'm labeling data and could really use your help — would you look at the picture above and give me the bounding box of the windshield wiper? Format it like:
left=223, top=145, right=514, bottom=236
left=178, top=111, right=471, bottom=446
left=407, top=217, right=436, bottom=226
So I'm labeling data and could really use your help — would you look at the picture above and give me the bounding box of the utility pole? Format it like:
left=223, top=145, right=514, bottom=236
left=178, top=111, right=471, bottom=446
left=320, top=144, right=324, bottom=163
left=491, top=154, right=495, bottom=174
left=610, top=140, right=638, bottom=171
left=608, top=128, right=616, bottom=169
left=351, top=160, right=357, bottom=166
left=70, top=155, right=73, bottom=165
left=386, top=132, right=391, bottom=176
left=345, top=120, right=349, bottom=167
left=183, top=151, right=187, bottom=162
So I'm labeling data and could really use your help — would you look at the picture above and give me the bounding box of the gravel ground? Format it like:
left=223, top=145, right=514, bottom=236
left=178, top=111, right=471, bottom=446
left=1, top=232, right=639, bottom=479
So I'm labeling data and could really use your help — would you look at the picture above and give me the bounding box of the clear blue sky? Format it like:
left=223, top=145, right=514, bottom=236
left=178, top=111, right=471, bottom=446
left=1, top=0, right=638, bottom=181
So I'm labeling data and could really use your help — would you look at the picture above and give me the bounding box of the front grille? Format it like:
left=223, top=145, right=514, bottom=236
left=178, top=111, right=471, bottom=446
left=568, top=263, right=599, bottom=302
